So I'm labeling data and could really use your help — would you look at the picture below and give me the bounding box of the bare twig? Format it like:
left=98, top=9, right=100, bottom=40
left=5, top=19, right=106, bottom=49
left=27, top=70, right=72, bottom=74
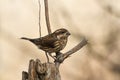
left=63, top=38, right=87, bottom=59
left=55, top=38, right=88, bottom=64
left=44, top=0, right=52, bottom=34
left=44, top=0, right=52, bottom=63
left=38, top=0, right=41, bottom=37
left=45, top=51, right=49, bottom=62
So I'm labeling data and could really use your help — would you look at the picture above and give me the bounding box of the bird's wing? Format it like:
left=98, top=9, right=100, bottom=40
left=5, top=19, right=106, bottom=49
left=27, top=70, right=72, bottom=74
left=40, top=35, right=58, bottom=48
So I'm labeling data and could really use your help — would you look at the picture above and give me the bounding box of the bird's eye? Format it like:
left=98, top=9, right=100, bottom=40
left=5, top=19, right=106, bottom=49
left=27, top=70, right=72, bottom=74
left=61, top=31, right=65, bottom=34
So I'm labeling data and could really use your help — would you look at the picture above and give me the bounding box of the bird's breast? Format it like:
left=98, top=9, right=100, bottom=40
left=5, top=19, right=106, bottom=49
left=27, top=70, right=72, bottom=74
left=54, top=39, right=67, bottom=51
left=37, top=38, right=67, bottom=53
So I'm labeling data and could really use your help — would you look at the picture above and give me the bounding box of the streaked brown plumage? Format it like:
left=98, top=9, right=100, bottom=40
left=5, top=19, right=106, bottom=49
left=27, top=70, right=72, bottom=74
left=21, top=28, right=70, bottom=60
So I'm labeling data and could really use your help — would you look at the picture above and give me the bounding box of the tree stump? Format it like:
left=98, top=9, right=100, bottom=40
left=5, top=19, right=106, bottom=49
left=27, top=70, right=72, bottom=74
left=22, top=59, right=61, bottom=80
left=22, top=38, right=87, bottom=80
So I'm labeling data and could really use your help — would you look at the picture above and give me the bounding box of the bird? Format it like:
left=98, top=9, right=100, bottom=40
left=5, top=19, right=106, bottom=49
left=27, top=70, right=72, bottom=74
left=21, top=28, right=70, bottom=62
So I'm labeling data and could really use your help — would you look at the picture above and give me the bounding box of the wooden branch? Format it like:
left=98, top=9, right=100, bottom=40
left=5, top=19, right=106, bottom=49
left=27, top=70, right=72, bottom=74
left=44, top=0, right=52, bottom=34
left=55, top=38, right=88, bottom=64
left=63, top=38, right=87, bottom=59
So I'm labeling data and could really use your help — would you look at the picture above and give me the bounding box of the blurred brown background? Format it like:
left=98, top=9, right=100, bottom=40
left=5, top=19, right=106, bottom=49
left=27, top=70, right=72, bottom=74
left=0, top=0, right=120, bottom=80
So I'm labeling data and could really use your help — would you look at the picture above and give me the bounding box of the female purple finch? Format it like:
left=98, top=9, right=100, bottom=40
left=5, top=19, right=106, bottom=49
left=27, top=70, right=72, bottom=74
left=21, top=28, right=70, bottom=61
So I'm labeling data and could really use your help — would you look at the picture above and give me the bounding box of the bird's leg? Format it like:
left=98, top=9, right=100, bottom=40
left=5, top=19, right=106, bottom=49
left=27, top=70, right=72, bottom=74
left=45, top=52, right=49, bottom=62
left=56, top=52, right=62, bottom=56
left=55, top=52, right=62, bottom=59
left=48, top=53, right=56, bottom=60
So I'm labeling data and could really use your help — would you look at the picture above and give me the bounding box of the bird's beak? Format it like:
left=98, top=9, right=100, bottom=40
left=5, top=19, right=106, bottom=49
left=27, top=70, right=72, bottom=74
left=66, top=32, right=71, bottom=36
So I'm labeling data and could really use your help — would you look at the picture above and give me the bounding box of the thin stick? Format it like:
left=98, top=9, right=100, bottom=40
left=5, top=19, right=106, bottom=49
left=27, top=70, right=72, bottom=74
left=55, top=38, right=88, bottom=64
left=38, top=0, right=41, bottom=37
left=63, top=38, right=87, bottom=59
left=44, top=0, right=52, bottom=34
left=45, top=52, right=49, bottom=62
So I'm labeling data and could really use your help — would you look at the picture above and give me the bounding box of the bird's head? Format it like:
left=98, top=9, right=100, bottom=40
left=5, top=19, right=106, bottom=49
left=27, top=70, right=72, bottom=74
left=54, top=28, right=71, bottom=39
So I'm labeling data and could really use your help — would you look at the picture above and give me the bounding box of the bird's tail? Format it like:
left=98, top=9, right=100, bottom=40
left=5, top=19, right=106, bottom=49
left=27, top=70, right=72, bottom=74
left=21, top=37, right=40, bottom=45
left=21, top=37, right=32, bottom=40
